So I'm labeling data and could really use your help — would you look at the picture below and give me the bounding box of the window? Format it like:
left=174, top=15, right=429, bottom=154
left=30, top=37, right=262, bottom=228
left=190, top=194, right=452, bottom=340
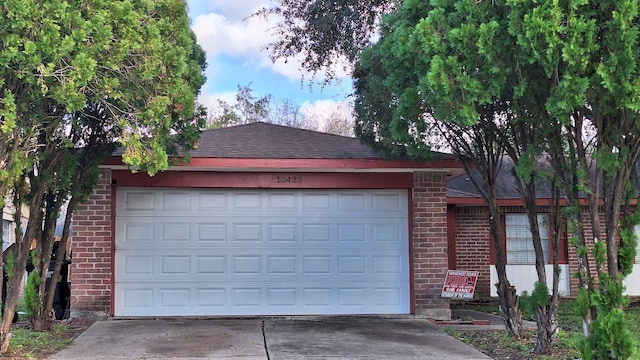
left=506, top=214, right=549, bottom=264
left=2, top=220, right=11, bottom=251
left=635, top=226, right=640, bottom=263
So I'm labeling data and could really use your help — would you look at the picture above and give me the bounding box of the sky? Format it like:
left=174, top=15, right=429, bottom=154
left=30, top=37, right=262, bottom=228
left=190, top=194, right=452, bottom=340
left=186, top=0, right=354, bottom=125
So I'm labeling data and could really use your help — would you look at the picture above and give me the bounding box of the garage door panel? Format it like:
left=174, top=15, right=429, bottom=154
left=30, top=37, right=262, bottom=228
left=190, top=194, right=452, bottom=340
left=115, top=282, right=409, bottom=316
left=160, top=192, right=192, bottom=210
left=373, top=193, right=403, bottom=211
left=198, top=192, right=228, bottom=210
left=122, top=191, right=155, bottom=210
left=197, top=223, right=227, bottom=243
left=117, top=190, right=407, bottom=217
left=116, top=250, right=408, bottom=281
left=118, top=221, right=407, bottom=250
left=115, top=188, right=409, bottom=316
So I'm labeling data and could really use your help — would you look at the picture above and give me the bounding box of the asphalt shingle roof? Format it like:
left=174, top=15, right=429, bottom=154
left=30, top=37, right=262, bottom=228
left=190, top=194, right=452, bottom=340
left=447, top=157, right=555, bottom=200
left=185, top=122, right=460, bottom=163
left=190, top=122, right=383, bottom=159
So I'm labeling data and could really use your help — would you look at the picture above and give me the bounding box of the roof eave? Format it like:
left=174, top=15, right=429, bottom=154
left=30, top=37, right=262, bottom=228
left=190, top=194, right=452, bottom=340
left=101, top=156, right=465, bottom=175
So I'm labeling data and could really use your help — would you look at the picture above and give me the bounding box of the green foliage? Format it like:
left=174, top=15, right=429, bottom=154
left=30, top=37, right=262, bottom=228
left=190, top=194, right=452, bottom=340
left=592, top=240, right=606, bottom=266
left=208, top=85, right=272, bottom=128
left=451, top=299, right=640, bottom=359
left=1, top=0, right=207, bottom=175
left=519, top=282, right=551, bottom=321
left=498, top=331, right=529, bottom=352
left=619, top=212, right=640, bottom=277
left=253, top=0, right=394, bottom=83
left=531, top=281, right=551, bottom=308
left=575, top=288, right=590, bottom=319
left=24, top=271, right=41, bottom=317
left=0, top=1, right=206, bottom=343
left=10, top=324, right=73, bottom=355
left=514, top=148, right=537, bottom=185
left=580, top=275, right=634, bottom=360
left=4, top=251, right=14, bottom=280
left=349, top=0, right=640, bottom=356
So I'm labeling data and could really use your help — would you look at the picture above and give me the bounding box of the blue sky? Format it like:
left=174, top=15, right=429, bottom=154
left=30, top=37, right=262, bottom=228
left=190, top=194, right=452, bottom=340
left=186, top=0, right=354, bottom=122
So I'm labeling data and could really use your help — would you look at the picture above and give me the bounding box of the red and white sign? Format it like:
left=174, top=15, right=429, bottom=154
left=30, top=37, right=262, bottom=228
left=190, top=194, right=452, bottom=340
left=441, top=270, right=478, bottom=299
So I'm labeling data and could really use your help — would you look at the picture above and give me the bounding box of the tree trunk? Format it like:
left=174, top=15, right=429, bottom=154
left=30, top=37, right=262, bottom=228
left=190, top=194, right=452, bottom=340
left=30, top=196, right=60, bottom=332
left=534, top=302, right=559, bottom=354
left=488, top=197, right=523, bottom=339
left=0, top=184, right=46, bottom=352
left=29, top=307, right=53, bottom=332
left=495, top=281, right=523, bottom=339
left=0, top=332, right=12, bottom=354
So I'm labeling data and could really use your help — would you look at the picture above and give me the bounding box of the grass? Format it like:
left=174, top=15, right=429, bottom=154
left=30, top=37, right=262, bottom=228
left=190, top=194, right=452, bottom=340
left=454, top=298, right=640, bottom=359
left=0, top=298, right=82, bottom=359
left=9, top=324, right=74, bottom=359
left=625, top=303, right=640, bottom=360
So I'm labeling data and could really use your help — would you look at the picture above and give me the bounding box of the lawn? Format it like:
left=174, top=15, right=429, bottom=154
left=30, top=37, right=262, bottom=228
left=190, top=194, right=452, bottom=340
left=448, top=299, right=640, bottom=359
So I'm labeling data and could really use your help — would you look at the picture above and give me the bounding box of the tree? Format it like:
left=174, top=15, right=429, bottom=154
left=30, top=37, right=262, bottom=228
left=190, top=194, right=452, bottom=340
left=354, top=0, right=640, bottom=357
left=206, top=84, right=357, bottom=136
left=354, top=0, right=532, bottom=339
left=208, top=85, right=272, bottom=128
left=269, top=98, right=312, bottom=129
left=353, top=0, right=572, bottom=350
left=507, top=1, right=640, bottom=357
left=323, top=109, right=354, bottom=137
left=0, top=0, right=206, bottom=351
left=253, top=0, right=397, bottom=83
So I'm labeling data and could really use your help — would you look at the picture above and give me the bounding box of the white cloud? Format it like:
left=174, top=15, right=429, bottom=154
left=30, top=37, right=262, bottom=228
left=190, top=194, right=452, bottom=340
left=190, top=0, right=352, bottom=84
left=191, top=11, right=276, bottom=59
left=198, top=90, right=237, bottom=113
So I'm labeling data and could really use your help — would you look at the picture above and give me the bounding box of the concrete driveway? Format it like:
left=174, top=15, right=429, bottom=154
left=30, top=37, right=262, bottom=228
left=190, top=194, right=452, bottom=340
left=49, top=317, right=490, bottom=359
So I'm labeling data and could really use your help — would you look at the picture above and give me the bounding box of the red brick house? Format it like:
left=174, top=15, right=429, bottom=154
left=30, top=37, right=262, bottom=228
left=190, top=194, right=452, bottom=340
left=70, top=122, right=463, bottom=319
left=447, top=163, right=640, bottom=299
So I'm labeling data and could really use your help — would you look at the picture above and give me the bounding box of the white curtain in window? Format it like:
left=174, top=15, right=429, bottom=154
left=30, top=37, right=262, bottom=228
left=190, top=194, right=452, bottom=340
left=2, top=220, right=11, bottom=251
left=506, top=214, right=549, bottom=264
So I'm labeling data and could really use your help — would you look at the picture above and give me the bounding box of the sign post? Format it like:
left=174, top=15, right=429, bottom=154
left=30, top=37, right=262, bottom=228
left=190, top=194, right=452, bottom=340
left=441, top=270, right=478, bottom=299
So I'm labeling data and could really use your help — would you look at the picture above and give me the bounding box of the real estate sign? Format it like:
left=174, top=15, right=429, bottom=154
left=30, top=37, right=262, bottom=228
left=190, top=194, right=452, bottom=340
left=441, top=270, right=478, bottom=299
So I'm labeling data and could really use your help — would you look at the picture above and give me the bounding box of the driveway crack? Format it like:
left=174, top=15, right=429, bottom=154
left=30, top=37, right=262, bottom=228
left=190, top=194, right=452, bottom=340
left=262, top=320, right=270, bottom=360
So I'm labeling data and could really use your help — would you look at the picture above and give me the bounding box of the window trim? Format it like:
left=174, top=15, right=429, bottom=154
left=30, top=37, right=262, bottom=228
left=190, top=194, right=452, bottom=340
left=505, top=213, right=549, bottom=265
left=489, top=212, right=568, bottom=265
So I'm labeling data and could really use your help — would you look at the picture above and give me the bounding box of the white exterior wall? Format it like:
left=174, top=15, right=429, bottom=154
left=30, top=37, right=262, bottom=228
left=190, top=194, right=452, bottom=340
left=490, top=264, right=571, bottom=297
left=623, top=266, right=640, bottom=296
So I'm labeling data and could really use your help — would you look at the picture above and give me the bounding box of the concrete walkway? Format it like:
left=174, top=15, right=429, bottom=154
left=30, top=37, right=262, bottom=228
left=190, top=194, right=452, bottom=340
left=49, top=317, right=491, bottom=359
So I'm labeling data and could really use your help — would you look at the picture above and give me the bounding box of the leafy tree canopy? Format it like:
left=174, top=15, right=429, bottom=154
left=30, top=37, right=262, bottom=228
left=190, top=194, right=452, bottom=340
left=0, top=0, right=207, bottom=175
left=253, top=0, right=397, bottom=82
left=0, top=0, right=207, bottom=346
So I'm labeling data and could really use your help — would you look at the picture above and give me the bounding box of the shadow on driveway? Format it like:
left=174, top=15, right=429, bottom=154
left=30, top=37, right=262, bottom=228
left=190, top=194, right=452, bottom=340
left=49, top=317, right=490, bottom=359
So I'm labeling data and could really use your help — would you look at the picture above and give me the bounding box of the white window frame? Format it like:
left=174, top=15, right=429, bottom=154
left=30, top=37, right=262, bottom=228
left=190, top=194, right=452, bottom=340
left=634, top=226, right=640, bottom=263
left=506, top=214, right=549, bottom=265
left=2, top=220, right=12, bottom=251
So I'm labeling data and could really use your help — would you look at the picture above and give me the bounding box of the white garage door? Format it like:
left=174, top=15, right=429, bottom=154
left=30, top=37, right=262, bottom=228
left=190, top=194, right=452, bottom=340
left=114, top=187, right=409, bottom=316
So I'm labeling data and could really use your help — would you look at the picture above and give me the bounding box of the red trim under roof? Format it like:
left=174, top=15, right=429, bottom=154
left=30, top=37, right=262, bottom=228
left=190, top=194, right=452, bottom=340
left=447, top=197, right=628, bottom=207
left=112, top=170, right=415, bottom=189
left=102, top=156, right=463, bottom=172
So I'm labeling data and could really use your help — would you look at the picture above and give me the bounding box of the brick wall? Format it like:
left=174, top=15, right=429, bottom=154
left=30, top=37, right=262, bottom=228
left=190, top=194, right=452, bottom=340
left=451, top=202, right=618, bottom=299
left=453, top=206, right=492, bottom=298
left=412, top=172, right=450, bottom=319
left=70, top=169, right=112, bottom=317
left=567, top=208, right=603, bottom=295
left=70, top=169, right=454, bottom=319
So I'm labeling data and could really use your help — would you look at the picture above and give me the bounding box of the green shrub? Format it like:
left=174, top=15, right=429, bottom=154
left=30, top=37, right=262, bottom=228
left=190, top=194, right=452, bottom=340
left=24, top=271, right=41, bottom=317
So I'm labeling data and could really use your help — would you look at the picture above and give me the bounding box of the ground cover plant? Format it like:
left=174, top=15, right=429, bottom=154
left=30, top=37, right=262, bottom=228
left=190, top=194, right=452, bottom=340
left=449, top=298, right=640, bottom=359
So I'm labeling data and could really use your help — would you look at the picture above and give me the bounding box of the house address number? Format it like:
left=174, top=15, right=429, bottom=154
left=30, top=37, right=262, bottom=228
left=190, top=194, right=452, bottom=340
left=275, top=175, right=303, bottom=184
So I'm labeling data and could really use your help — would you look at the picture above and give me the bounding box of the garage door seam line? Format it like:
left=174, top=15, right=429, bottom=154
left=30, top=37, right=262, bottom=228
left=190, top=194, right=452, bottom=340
left=262, top=320, right=271, bottom=360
